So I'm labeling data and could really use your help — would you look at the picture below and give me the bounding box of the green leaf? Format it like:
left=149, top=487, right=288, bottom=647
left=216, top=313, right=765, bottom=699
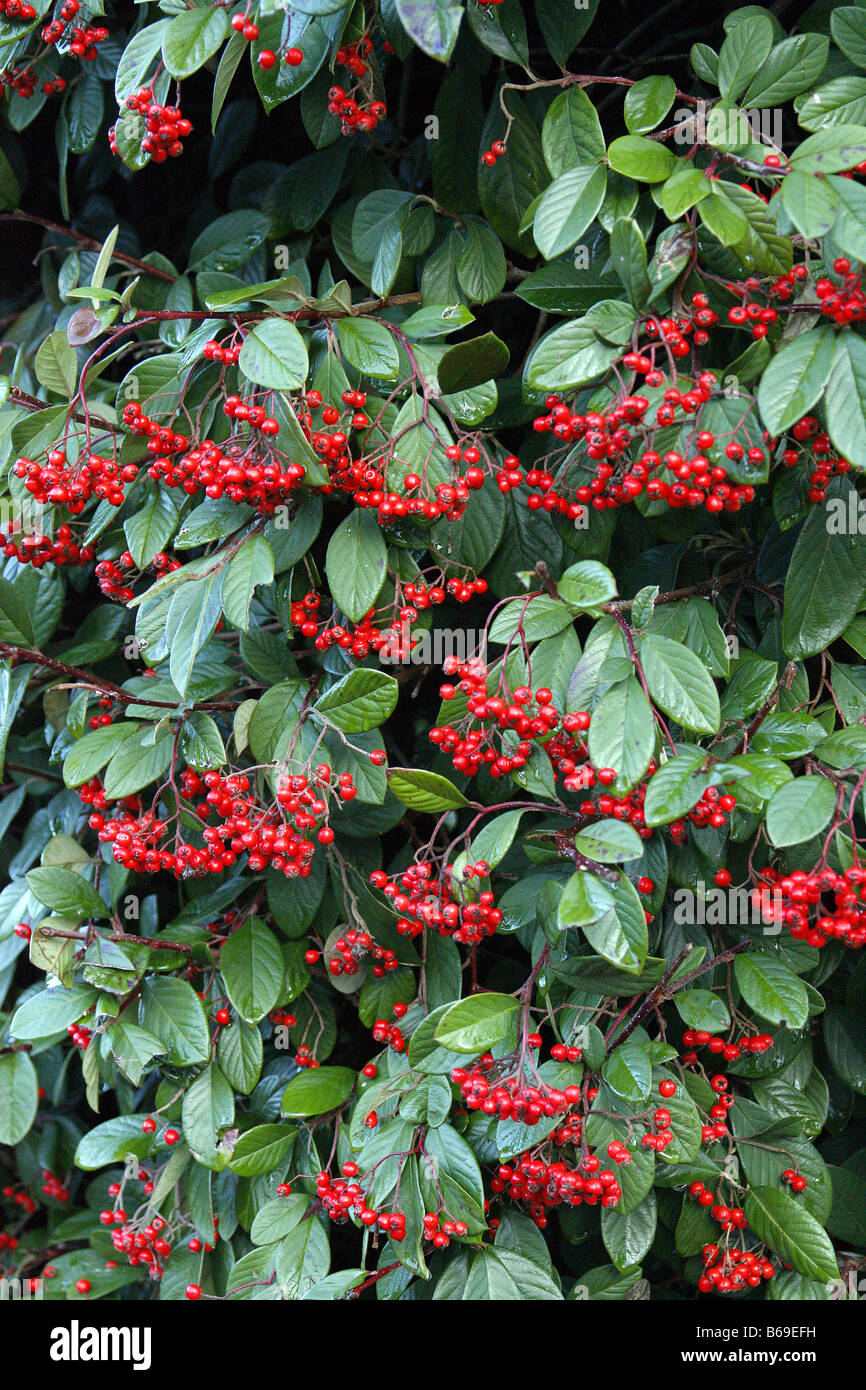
left=541, top=86, right=605, bottom=176
left=315, top=669, right=399, bottom=733
left=745, top=34, right=828, bottom=107
left=831, top=7, right=866, bottom=69
left=825, top=331, right=866, bottom=467
left=463, top=1248, right=562, bottom=1299
left=766, top=776, right=837, bottom=848
left=717, top=13, right=774, bottom=101
left=229, top=1124, right=294, bottom=1177
left=588, top=678, right=655, bottom=794
left=181, top=1064, right=234, bottom=1166
left=0, top=148, right=20, bottom=211
left=675, top=990, right=730, bottom=1031
left=220, top=918, right=284, bottom=1023
left=535, top=0, right=599, bottom=67
left=533, top=165, right=607, bottom=261
left=757, top=328, right=835, bottom=434
left=558, top=871, right=616, bottom=928
left=782, top=478, right=866, bottom=660
left=139, top=977, right=210, bottom=1066
left=438, top=332, right=510, bottom=392
left=187, top=211, right=272, bottom=273
left=643, top=746, right=711, bottom=826
left=10, top=983, right=96, bottom=1043
left=103, top=726, right=175, bottom=800
left=789, top=124, right=866, bottom=174
left=275, top=1216, right=331, bottom=1297
left=466, top=0, right=528, bottom=66
left=336, top=318, right=400, bottom=379
left=167, top=567, right=224, bottom=700
left=488, top=593, right=573, bottom=644
left=823, top=1004, right=866, bottom=1094
left=394, top=0, right=463, bottom=61
left=471, top=809, right=525, bottom=869
left=698, top=188, right=750, bottom=245
left=524, top=303, right=632, bottom=392
left=280, top=1065, right=355, bottom=1117
left=602, top=1041, right=652, bottom=1103
left=601, top=1190, right=657, bottom=1271
left=0, top=574, right=35, bottom=645
left=124, top=489, right=179, bottom=569
left=779, top=170, right=839, bottom=240
left=162, top=6, right=229, bottom=80
left=607, top=136, right=676, bottom=183
left=640, top=634, right=720, bottom=734
left=582, top=872, right=648, bottom=974
left=479, top=89, right=548, bottom=255
left=434, top=994, right=520, bottom=1053
left=75, top=1115, right=154, bottom=1170
left=420, top=1123, right=488, bottom=1232
left=0, top=1051, right=38, bottom=1145
left=35, top=330, right=78, bottom=397
left=557, top=560, right=618, bottom=612
left=455, top=218, right=506, bottom=304
left=222, top=535, right=275, bottom=632
left=575, top=819, right=643, bottom=865
left=217, top=1018, right=264, bottom=1094
left=609, top=217, right=651, bottom=308
left=745, top=1187, right=838, bottom=1282
left=624, top=76, right=676, bottom=135
left=238, top=319, right=308, bottom=390
left=657, top=165, right=710, bottom=220
left=797, top=74, right=866, bottom=130
left=26, top=866, right=106, bottom=920
left=734, top=954, right=809, bottom=1029
left=325, top=508, right=387, bottom=623
left=388, top=767, right=468, bottom=812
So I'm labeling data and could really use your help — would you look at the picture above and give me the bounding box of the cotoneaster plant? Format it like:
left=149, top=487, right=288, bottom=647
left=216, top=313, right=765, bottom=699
left=0, top=0, right=865, bottom=1304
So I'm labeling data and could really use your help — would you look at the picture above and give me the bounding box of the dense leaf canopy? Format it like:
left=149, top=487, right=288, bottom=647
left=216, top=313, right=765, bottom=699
left=0, top=0, right=865, bottom=1305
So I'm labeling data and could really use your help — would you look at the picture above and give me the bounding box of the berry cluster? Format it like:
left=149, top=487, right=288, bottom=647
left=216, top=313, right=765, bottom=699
left=122, top=402, right=188, bottom=453
left=107, top=1211, right=174, bottom=1282
left=451, top=1053, right=581, bottom=1124
left=328, top=39, right=386, bottom=134
left=371, top=1013, right=407, bottom=1052
left=325, top=929, right=399, bottom=979
left=369, top=862, right=503, bottom=945
left=422, top=1211, right=469, bottom=1247
left=816, top=258, right=866, bottom=324
left=698, top=1247, right=775, bottom=1294
left=681, top=1028, right=775, bottom=1064
left=202, top=339, right=241, bottom=366
left=481, top=139, right=507, bottom=167
left=753, top=866, right=866, bottom=949
left=96, top=549, right=180, bottom=602
left=1, top=520, right=96, bottom=567
left=66, top=1020, right=92, bottom=1049
left=115, top=88, right=193, bottom=163
left=147, top=436, right=305, bottom=511
left=41, top=0, right=79, bottom=41
left=1, top=65, right=39, bottom=97
left=1, top=0, right=37, bottom=19
left=528, top=374, right=757, bottom=516
left=432, top=660, right=560, bottom=779
left=492, top=1157, right=622, bottom=1226
left=315, top=1166, right=406, bottom=1240
left=2, top=1183, right=37, bottom=1216
left=781, top=415, right=850, bottom=503
left=15, top=448, right=138, bottom=510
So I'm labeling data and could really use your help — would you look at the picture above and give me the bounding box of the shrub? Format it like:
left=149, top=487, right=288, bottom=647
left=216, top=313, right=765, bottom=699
left=0, top=0, right=865, bottom=1305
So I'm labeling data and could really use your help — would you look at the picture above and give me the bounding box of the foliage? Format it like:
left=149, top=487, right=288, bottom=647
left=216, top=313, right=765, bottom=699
left=1, top=0, right=866, bottom=1304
